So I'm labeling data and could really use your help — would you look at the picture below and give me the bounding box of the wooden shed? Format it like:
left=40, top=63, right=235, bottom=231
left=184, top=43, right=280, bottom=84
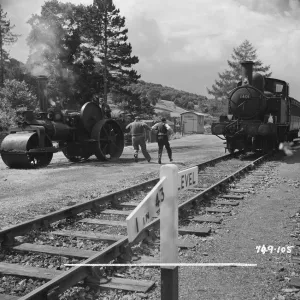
left=180, top=111, right=205, bottom=134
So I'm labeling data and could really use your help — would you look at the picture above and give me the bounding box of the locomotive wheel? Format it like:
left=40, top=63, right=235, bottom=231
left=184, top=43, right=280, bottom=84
left=91, top=119, right=124, bottom=161
left=1, top=132, right=53, bottom=169
left=62, top=149, right=90, bottom=162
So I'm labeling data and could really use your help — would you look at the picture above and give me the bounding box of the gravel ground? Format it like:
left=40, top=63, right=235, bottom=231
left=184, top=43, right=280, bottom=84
left=0, top=134, right=224, bottom=229
left=3, top=135, right=299, bottom=299
left=177, top=153, right=300, bottom=300
left=0, top=135, right=224, bottom=299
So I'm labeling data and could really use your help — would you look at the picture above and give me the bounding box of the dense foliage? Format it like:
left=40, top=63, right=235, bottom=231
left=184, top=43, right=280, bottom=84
left=0, top=79, right=37, bottom=130
left=26, top=0, right=140, bottom=107
left=0, top=4, right=19, bottom=86
left=112, top=80, right=209, bottom=114
left=207, top=40, right=272, bottom=99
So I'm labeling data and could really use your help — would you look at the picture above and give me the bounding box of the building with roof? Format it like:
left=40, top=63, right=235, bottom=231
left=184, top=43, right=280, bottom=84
left=180, top=111, right=206, bottom=134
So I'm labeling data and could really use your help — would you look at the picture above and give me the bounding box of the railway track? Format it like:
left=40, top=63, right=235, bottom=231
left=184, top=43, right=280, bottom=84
left=0, top=152, right=275, bottom=300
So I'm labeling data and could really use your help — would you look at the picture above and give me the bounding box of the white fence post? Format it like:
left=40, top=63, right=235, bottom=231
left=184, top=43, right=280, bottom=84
left=160, top=164, right=179, bottom=263
left=160, top=164, right=179, bottom=300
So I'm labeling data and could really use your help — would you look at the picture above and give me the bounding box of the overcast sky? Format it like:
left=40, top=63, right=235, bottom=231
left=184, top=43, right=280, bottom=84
left=2, top=0, right=300, bottom=98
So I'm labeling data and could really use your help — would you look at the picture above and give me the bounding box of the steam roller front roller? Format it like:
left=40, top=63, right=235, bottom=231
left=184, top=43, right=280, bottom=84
left=91, top=119, right=124, bottom=161
left=0, top=132, right=53, bottom=168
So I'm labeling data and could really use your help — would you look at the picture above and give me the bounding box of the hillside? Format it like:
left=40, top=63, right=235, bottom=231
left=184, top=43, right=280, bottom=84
left=127, top=80, right=209, bottom=112
left=154, top=99, right=187, bottom=115
left=109, top=80, right=227, bottom=117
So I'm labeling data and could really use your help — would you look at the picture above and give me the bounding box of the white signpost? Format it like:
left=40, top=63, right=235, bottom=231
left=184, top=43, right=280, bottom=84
left=126, top=164, right=198, bottom=300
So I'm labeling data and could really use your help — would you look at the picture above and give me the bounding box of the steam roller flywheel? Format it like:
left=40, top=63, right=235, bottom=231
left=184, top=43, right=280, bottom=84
left=0, top=132, right=53, bottom=169
left=91, top=119, right=124, bottom=161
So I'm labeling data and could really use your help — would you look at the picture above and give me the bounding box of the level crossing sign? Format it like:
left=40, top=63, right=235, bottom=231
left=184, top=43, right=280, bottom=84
left=177, top=166, right=198, bottom=192
left=126, top=165, right=198, bottom=252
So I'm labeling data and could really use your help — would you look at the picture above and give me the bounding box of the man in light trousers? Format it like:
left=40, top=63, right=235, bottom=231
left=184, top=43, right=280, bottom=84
left=126, top=116, right=152, bottom=162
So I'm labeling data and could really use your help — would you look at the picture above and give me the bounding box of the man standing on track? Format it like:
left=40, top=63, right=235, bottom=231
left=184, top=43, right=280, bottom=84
left=152, top=117, right=173, bottom=164
left=126, top=116, right=152, bottom=162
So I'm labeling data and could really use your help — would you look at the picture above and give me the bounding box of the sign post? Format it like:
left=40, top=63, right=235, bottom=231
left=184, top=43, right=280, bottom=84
left=126, top=164, right=198, bottom=300
left=160, top=164, right=179, bottom=300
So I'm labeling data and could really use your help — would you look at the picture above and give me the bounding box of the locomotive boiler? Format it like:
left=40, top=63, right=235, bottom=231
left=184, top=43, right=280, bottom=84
left=0, top=77, right=124, bottom=168
left=211, top=61, right=300, bottom=153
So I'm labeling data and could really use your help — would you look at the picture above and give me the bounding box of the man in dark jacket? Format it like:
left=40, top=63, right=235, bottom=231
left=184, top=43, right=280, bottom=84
left=152, top=117, right=173, bottom=164
left=126, top=116, right=151, bottom=162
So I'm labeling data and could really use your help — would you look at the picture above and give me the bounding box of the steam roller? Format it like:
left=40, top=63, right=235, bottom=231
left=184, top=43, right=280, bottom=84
left=0, top=102, right=124, bottom=168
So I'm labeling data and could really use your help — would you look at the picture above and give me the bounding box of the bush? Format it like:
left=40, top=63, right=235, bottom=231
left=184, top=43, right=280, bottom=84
left=204, top=115, right=219, bottom=126
left=0, top=79, right=38, bottom=130
left=0, top=97, right=14, bottom=131
left=204, top=125, right=212, bottom=134
left=0, top=79, right=37, bottom=110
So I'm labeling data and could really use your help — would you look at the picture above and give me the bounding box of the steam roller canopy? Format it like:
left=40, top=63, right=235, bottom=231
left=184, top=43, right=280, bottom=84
left=0, top=132, right=53, bottom=169
left=80, top=102, right=103, bottom=132
left=91, top=119, right=124, bottom=161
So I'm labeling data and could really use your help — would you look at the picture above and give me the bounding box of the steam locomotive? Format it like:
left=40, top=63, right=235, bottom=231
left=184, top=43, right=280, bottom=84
left=211, top=61, right=300, bottom=153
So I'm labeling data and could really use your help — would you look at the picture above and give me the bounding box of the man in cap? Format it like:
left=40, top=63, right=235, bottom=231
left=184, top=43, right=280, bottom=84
left=126, top=116, right=152, bottom=162
left=151, top=117, right=173, bottom=164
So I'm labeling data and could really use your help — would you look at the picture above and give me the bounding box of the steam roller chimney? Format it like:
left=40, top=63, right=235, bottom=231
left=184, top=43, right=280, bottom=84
left=240, top=61, right=254, bottom=85
left=36, top=75, right=48, bottom=112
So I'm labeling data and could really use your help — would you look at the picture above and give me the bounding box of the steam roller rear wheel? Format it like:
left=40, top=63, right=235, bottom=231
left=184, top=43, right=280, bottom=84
left=0, top=132, right=53, bottom=169
left=91, top=119, right=124, bottom=161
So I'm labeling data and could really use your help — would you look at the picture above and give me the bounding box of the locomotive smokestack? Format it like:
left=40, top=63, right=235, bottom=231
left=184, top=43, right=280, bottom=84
left=36, top=75, right=48, bottom=112
left=240, top=61, right=254, bottom=85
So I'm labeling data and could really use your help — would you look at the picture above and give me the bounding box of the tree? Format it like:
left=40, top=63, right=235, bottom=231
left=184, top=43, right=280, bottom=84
left=26, top=0, right=140, bottom=107
left=0, top=79, right=38, bottom=130
left=0, top=92, right=14, bottom=130
left=86, top=0, right=140, bottom=102
left=207, top=40, right=272, bottom=99
left=186, top=101, right=194, bottom=110
left=147, top=88, right=161, bottom=105
left=112, top=88, right=154, bottom=117
left=0, top=5, right=19, bottom=86
left=26, top=1, right=100, bottom=106
left=0, top=79, right=37, bottom=110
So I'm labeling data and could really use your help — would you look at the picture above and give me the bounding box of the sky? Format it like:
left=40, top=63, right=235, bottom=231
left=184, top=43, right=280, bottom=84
left=2, top=0, right=300, bottom=98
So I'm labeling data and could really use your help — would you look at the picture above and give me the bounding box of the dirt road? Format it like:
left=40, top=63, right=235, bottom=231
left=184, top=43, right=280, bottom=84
left=0, top=134, right=224, bottom=229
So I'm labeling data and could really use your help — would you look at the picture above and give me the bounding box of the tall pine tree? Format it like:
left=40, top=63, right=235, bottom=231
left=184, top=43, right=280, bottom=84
left=207, top=40, right=271, bottom=99
left=86, top=0, right=140, bottom=102
left=0, top=4, right=19, bottom=86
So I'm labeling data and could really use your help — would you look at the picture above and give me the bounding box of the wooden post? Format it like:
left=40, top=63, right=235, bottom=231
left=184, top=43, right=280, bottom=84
left=161, top=266, right=178, bottom=300
left=160, top=164, right=178, bottom=300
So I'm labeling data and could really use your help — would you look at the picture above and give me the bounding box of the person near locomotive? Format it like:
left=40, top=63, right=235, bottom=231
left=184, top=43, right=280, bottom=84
left=126, top=116, right=152, bottom=162
left=151, top=117, right=173, bottom=164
